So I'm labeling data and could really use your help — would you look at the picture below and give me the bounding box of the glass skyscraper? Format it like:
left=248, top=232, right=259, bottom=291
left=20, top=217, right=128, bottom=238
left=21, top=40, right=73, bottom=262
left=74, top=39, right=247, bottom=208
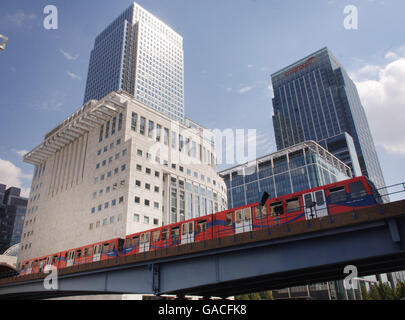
left=84, top=2, right=185, bottom=122
left=271, top=47, right=386, bottom=198
left=220, top=141, right=352, bottom=209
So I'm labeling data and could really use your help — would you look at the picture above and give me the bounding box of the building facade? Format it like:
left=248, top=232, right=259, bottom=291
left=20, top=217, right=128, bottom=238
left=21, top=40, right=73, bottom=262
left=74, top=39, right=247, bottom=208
left=18, top=91, right=227, bottom=267
left=220, top=141, right=352, bottom=209
left=84, top=2, right=185, bottom=122
left=271, top=47, right=386, bottom=199
left=0, top=185, right=27, bottom=254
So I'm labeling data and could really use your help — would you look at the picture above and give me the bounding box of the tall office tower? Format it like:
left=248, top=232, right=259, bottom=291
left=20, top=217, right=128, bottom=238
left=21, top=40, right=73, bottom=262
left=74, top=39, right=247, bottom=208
left=271, top=47, right=386, bottom=198
left=19, top=91, right=227, bottom=268
left=0, top=185, right=27, bottom=254
left=84, top=2, right=185, bottom=122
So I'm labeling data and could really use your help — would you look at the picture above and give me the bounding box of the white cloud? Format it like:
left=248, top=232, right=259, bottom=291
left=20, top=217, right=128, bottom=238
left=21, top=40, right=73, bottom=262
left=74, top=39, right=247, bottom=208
left=353, top=53, right=405, bottom=155
left=12, top=149, right=29, bottom=157
left=238, top=86, right=254, bottom=94
left=0, top=158, right=31, bottom=197
left=67, top=71, right=82, bottom=80
left=226, top=88, right=232, bottom=93
left=247, top=64, right=254, bottom=68
left=6, top=10, right=36, bottom=27
left=60, top=49, right=79, bottom=61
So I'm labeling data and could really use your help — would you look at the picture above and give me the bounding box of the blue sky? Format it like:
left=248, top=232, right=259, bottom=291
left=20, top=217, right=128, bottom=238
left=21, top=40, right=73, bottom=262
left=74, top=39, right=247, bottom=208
left=0, top=0, right=404, bottom=197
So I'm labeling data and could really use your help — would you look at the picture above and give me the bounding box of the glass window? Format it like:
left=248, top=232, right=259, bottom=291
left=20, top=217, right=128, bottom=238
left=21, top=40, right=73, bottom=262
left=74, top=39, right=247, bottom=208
left=131, top=113, right=137, bottom=131
left=349, top=181, right=367, bottom=199
left=286, top=197, right=300, bottom=213
left=270, top=201, right=284, bottom=216
left=226, top=212, right=233, bottom=226
left=329, top=186, right=347, bottom=203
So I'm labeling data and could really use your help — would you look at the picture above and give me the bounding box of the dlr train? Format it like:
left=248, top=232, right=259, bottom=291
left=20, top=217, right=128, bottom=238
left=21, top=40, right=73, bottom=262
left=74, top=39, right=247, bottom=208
left=19, top=176, right=382, bottom=275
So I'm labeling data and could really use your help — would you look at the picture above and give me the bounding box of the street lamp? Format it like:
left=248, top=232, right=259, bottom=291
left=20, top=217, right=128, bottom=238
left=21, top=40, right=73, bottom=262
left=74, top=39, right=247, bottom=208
left=0, top=34, right=8, bottom=51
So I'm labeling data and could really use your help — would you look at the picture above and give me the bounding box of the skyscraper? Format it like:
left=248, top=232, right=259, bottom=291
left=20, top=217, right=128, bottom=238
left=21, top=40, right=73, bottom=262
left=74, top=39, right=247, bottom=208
left=84, top=2, right=185, bottom=122
left=0, top=184, right=27, bottom=254
left=271, top=47, right=386, bottom=197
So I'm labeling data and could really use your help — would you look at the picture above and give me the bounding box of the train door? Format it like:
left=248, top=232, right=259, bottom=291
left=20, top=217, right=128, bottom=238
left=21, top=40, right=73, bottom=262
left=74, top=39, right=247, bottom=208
left=67, top=251, right=75, bottom=267
left=181, top=222, right=194, bottom=244
left=93, top=244, right=102, bottom=262
left=303, top=190, right=328, bottom=220
left=28, top=261, right=33, bottom=274
left=44, top=256, right=52, bottom=272
left=235, top=207, right=253, bottom=234
left=140, top=232, right=150, bottom=253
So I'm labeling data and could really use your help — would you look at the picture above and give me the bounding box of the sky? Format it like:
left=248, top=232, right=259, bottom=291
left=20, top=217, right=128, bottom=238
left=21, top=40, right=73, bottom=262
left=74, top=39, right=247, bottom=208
left=0, top=0, right=404, bottom=198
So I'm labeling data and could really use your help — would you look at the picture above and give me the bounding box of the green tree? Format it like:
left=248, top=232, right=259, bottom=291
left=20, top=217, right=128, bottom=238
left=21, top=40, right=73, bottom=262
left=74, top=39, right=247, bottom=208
left=395, top=282, right=405, bottom=300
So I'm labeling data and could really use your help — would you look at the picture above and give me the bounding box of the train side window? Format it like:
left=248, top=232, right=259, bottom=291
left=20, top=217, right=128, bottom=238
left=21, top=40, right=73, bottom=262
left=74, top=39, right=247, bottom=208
left=171, top=226, right=180, bottom=238
left=349, top=181, right=367, bottom=199
left=304, top=194, right=314, bottom=208
left=152, top=230, right=160, bottom=242
left=140, top=234, right=145, bottom=245
left=83, top=248, right=88, bottom=257
left=286, top=197, right=300, bottom=213
left=236, top=210, right=242, bottom=223
left=162, top=228, right=169, bottom=241
left=110, top=242, right=116, bottom=252
left=197, top=220, right=207, bottom=233
left=244, top=208, right=251, bottom=221
left=315, top=191, right=325, bottom=206
left=132, top=236, right=139, bottom=247
left=88, top=247, right=93, bottom=256
left=103, top=243, right=110, bottom=252
left=329, top=186, right=347, bottom=203
left=182, top=223, right=188, bottom=235
left=188, top=222, right=193, bottom=234
left=53, top=256, right=58, bottom=263
left=226, top=212, right=233, bottom=226
left=76, top=249, right=82, bottom=258
left=270, top=201, right=284, bottom=216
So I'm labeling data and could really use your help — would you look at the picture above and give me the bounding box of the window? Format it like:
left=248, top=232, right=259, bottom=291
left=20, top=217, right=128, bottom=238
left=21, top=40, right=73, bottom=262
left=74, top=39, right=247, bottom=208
left=148, top=121, right=154, bottom=138
left=131, top=113, right=138, bottom=131
left=329, top=186, right=347, bottom=203
left=270, top=201, right=284, bottom=216
left=134, top=213, right=140, bottom=222
left=135, top=197, right=140, bottom=204
left=161, top=228, right=169, bottom=241
left=140, top=117, right=146, bottom=135
left=136, top=180, right=141, bottom=187
left=144, top=199, right=150, bottom=206
left=119, top=196, right=124, bottom=204
left=145, top=183, right=151, bottom=190
left=137, top=149, right=143, bottom=156
left=164, top=128, right=169, bottom=145
left=197, top=220, right=207, bottom=233
left=154, top=202, right=159, bottom=209
left=118, top=113, right=123, bottom=131
left=286, top=197, right=300, bottom=213
left=137, top=165, right=142, bottom=171
left=349, top=181, right=367, bottom=199
left=152, top=230, right=160, bottom=242
left=226, top=212, right=233, bottom=226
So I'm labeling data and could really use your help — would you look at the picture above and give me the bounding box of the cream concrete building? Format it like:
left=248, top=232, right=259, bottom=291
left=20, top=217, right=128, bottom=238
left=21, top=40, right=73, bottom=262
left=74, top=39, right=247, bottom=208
left=18, top=91, right=227, bottom=268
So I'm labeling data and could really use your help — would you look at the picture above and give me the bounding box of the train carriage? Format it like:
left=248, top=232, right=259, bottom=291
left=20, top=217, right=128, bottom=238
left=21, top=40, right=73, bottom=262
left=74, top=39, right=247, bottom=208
left=18, top=177, right=381, bottom=277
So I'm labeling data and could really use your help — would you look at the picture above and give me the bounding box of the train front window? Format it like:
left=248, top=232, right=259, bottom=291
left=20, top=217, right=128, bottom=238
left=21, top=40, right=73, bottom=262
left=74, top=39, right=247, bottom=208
left=286, top=197, right=300, bottom=213
left=270, top=201, right=284, bottom=216
left=349, top=181, right=367, bottom=199
left=329, top=186, right=347, bottom=203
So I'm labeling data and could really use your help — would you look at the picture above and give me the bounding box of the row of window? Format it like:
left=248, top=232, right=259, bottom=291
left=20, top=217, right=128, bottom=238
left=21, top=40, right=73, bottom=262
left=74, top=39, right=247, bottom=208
left=134, top=196, right=160, bottom=209
left=130, top=112, right=214, bottom=166
left=91, top=196, right=124, bottom=214
left=133, top=213, right=159, bottom=226
left=94, top=165, right=126, bottom=183
left=89, top=214, right=123, bottom=230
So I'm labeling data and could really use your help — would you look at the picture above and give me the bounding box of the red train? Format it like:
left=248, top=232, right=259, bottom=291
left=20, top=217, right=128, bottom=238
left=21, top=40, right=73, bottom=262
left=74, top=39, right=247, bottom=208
left=19, top=176, right=381, bottom=275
